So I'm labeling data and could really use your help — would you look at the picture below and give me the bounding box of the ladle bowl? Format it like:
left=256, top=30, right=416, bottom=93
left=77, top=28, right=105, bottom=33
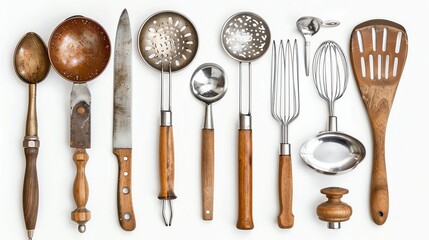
left=48, top=15, right=111, bottom=83
left=190, top=63, right=227, bottom=105
left=300, top=131, right=366, bottom=175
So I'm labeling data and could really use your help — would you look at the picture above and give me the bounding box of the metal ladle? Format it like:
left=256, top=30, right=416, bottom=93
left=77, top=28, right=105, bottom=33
left=190, top=63, right=227, bottom=220
left=14, top=32, right=50, bottom=240
left=296, top=16, right=340, bottom=76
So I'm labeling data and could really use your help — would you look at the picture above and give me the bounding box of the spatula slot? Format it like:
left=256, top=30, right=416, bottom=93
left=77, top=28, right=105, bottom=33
left=369, top=54, right=374, bottom=80
left=360, top=57, right=366, bottom=77
left=393, top=57, right=398, bottom=77
left=385, top=55, right=390, bottom=79
left=377, top=55, right=382, bottom=80
left=395, top=32, right=403, bottom=53
left=372, top=27, right=376, bottom=51
left=382, top=28, right=387, bottom=52
left=357, top=31, right=364, bottom=53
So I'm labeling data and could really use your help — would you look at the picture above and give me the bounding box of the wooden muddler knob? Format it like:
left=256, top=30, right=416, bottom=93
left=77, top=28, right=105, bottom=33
left=316, top=187, right=352, bottom=229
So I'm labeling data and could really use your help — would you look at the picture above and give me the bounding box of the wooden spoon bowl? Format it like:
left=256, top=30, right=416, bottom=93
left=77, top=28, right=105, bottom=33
left=48, top=16, right=111, bottom=83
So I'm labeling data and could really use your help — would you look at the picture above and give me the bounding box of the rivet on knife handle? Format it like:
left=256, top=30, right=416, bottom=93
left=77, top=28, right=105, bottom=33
left=114, top=149, right=136, bottom=230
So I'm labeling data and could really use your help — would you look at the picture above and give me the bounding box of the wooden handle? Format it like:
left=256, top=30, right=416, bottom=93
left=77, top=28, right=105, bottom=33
left=158, top=126, right=176, bottom=200
left=278, top=155, right=294, bottom=228
left=23, top=147, right=39, bottom=232
left=237, top=129, right=253, bottom=230
left=71, top=148, right=91, bottom=231
left=201, top=129, right=214, bottom=220
left=113, top=148, right=136, bottom=231
left=370, top=129, right=389, bottom=225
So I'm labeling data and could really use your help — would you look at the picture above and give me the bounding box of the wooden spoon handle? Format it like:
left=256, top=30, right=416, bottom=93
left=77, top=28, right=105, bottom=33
left=237, top=129, right=253, bottom=230
left=370, top=130, right=389, bottom=225
left=158, top=126, right=176, bottom=200
left=23, top=146, right=39, bottom=232
left=278, top=155, right=294, bottom=228
left=113, top=148, right=136, bottom=231
left=71, top=148, right=91, bottom=231
left=201, top=129, right=214, bottom=220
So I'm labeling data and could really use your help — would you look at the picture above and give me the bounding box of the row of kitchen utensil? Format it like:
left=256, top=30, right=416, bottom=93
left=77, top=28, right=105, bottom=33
left=14, top=8, right=408, bottom=239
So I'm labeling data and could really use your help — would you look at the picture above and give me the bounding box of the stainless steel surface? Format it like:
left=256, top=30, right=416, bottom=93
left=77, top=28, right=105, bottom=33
left=313, top=41, right=348, bottom=122
left=160, top=111, right=172, bottom=126
left=270, top=40, right=300, bottom=153
left=137, top=11, right=198, bottom=72
left=299, top=40, right=365, bottom=174
left=190, top=63, right=228, bottom=129
left=221, top=12, right=270, bottom=130
left=328, top=222, right=341, bottom=229
left=113, top=9, right=132, bottom=149
left=296, top=17, right=340, bottom=76
left=300, top=132, right=366, bottom=174
left=221, top=12, right=270, bottom=62
left=70, top=83, right=91, bottom=149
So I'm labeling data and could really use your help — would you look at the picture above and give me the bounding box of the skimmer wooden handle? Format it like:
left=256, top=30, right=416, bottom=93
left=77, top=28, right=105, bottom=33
left=237, top=129, right=253, bottom=230
left=158, top=126, right=176, bottom=200
left=113, top=148, right=136, bottom=231
left=278, top=155, right=294, bottom=228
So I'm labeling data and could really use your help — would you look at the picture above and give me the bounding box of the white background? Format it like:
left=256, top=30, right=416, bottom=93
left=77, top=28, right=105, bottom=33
left=1, top=0, right=428, bottom=239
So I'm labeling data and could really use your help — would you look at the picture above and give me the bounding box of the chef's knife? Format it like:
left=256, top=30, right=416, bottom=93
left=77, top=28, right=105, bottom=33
left=113, top=9, right=135, bottom=231
left=70, top=82, right=91, bottom=233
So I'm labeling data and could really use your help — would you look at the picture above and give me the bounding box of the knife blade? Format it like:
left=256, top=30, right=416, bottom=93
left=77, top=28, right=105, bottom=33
left=113, top=8, right=135, bottom=231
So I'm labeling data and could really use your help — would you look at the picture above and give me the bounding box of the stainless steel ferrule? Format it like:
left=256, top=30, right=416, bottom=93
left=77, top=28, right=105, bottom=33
left=239, top=114, right=252, bottom=130
left=279, top=143, right=291, bottom=156
left=328, top=116, right=337, bottom=132
left=161, top=111, right=172, bottom=126
left=203, top=104, right=214, bottom=129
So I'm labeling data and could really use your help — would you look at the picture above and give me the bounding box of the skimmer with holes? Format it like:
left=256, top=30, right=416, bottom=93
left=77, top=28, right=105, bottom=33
left=350, top=19, right=408, bottom=226
left=221, top=12, right=270, bottom=230
left=137, top=11, right=199, bottom=227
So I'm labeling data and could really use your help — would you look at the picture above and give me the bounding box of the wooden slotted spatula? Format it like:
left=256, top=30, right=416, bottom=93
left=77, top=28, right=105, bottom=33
left=350, top=19, right=408, bottom=225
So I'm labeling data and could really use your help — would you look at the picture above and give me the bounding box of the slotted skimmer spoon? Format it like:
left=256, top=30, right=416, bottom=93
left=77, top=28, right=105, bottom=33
left=350, top=19, right=408, bottom=225
left=221, top=12, right=270, bottom=230
left=138, top=11, right=198, bottom=226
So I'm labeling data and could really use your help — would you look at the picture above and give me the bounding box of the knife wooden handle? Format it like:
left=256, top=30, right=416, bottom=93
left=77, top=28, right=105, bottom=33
left=370, top=128, right=389, bottom=225
left=23, top=146, right=39, bottom=232
left=237, top=129, right=253, bottom=230
left=158, top=126, right=176, bottom=200
left=71, top=148, right=91, bottom=232
left=201, top=129, right=214, bottom=220
left=278, top=155, right=294, bottom=229
left=113, top=148, right=136, bottom=231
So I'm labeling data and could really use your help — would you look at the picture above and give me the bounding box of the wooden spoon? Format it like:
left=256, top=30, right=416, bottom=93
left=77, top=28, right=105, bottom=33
left=14, top=32, right=50, bottom=240
left=350, top=19, right=408, bottom=225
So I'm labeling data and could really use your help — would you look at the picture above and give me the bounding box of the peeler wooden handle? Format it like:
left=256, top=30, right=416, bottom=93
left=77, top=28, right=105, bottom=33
left=113, top=148, right=136, bottom=231
left=370, top=128, right=389, bottom=225
left=23, top=146, right=39, bottom=233
left=237, top=129, right=253, bottom=230
left=158, top=126, right=176, bottom=200
left=278, top=154, right=294, bottom=228
left=71, top=148, right=91, bottom=233
left=201, top=129, right=214, bottom=220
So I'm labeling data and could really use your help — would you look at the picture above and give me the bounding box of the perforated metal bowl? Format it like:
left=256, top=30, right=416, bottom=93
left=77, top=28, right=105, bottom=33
left=138, top=11, right=198, bottom=72
left=221, top=12, right=270, bottom=62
